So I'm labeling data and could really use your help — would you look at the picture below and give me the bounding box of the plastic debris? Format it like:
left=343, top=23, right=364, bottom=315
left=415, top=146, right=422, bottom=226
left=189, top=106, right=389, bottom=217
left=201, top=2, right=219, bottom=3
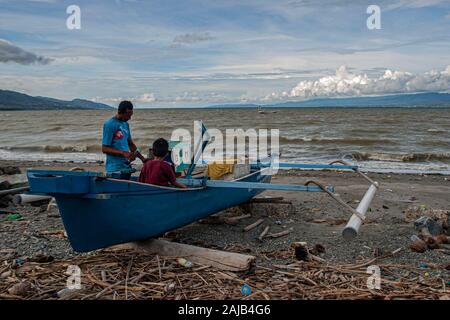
left=410, top=235, right=427, bottom=253
left=8, top=281, right=32, bottom=297
left=56, top=288, right=79, bottom=299
left=414, top=216, right=443, bottom=236
left=241, top=284, right=252, bottom=296
left=177, top=258, right=193, bottom=268
left=3, top=214, right=22, bottom=221
left=292, top=242, right=309, bottom=261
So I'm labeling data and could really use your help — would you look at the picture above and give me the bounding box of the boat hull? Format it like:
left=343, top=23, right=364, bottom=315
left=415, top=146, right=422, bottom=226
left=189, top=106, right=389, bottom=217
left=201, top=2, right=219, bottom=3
left=30, top=170, right=270, bottom=252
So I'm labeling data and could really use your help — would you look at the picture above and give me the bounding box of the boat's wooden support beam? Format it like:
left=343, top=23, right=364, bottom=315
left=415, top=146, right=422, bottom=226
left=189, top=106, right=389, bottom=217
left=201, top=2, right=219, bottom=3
left=130, top=239, right=255, bottom=272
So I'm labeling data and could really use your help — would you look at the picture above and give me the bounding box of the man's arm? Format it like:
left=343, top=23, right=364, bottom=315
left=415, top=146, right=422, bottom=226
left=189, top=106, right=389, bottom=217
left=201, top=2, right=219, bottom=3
left=164, top=163, right=187, bottom=188
left=128, top=139, right=147, bottom=162
left=102, top=145, right=135, bottom=160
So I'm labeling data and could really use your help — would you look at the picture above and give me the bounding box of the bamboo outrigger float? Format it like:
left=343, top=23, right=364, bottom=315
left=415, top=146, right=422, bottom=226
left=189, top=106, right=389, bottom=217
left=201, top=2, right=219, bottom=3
left=25, top=122, right=379, bottom=252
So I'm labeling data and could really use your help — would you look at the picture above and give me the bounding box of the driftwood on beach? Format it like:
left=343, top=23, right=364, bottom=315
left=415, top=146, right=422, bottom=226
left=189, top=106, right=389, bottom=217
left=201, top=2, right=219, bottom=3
left=0, top=247, right=448, bottom=300
left=126, top=239, right=256, bottom=272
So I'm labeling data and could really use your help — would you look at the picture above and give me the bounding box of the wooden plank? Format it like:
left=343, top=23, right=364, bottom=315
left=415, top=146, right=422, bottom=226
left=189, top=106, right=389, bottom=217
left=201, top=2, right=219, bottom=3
left=267, top=228, right=293, bottom=238
left=258, top=226, right=270, bottom=241
left=129, top=239, right=256, bottom=272
left=243, top=218, right=264, bottom=232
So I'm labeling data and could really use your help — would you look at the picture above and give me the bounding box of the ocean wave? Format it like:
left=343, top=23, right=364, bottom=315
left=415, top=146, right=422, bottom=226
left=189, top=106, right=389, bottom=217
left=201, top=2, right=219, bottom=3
left=279, top=136, right=393, bottom=146
left=1, top=145, right=102, bottom=153
left=426, top=128, right=448, bottom=134
left=351, top=151, right=450, bottom=163
left=37, top=126, right=64, bottom=133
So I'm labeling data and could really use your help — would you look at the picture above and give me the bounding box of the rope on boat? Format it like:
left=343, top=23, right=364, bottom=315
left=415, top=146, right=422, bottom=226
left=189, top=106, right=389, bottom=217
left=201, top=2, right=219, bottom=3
left=104, top=178, right=205, bottom=191
left=304, top=180, right=366, bottom=222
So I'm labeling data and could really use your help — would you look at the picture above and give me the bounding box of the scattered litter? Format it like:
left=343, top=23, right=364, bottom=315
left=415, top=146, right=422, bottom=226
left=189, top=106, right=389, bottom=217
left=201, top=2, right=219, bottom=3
left=241, top=284, right=252, bottom=296
left=410, top=235, right=427, bottom=253
left=291, top=242, right=309, bottom=261
left=28, top=254, right=54, bottom=263
left=310, top=244, right=326, bottom=256
left=373, top=248, right=383, bottom=257
left=2, top=214, right=22, bottom=222
left=7, top=281, right=32, bottom=297
left=414, top=216, right=443, bottom=236
left=405, top=205, right=448, bottom=222
left=12, top=258, right=25, bottom=269
left=176, top=258, right=193, bottom=268
left=0, top=166, right=21, bottom=175
left=56, top=288, right=79, bottom=300
left=0, top=249, right=447, bottom=300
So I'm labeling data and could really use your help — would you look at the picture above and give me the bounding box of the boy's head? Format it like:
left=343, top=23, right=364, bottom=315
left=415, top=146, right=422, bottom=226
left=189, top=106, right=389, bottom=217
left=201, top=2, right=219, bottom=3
left=152, top=138, right=169, bottom=158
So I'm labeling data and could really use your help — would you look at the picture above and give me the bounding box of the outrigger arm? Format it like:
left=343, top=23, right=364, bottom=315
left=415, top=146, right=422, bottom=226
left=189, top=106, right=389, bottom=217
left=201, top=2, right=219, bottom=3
left=196, top=160, right=378, bottom=240
left=269, top=160, right=379, bottom=240
left=183, top=179, right=335, bottom=193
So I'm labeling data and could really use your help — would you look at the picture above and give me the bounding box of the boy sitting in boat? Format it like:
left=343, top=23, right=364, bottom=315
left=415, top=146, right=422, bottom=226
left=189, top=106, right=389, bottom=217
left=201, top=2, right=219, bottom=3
left=138, top=138, right=187, bottom=188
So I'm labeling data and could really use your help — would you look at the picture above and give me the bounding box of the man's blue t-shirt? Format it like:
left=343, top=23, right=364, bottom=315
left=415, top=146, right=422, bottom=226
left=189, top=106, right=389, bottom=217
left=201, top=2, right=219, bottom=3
left=102, top=117, right=132, bottom=172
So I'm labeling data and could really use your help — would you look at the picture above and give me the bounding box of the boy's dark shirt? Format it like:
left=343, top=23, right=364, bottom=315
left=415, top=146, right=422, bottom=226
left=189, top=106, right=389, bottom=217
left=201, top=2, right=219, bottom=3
left=138, top=159, right=177, bottom=186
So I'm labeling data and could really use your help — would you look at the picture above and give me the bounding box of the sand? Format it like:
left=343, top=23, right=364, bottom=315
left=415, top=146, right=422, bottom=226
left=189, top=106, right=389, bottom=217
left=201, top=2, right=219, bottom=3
left=1, top=159, right=449, bottom=268
left=1, top=160, right=449, bottom=300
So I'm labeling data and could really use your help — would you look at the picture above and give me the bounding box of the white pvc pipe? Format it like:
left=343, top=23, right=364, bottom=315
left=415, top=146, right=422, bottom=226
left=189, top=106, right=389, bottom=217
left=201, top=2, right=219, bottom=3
left=342, top=183, right=378, bottom=240
left=13, top=194, right=53, bottom=205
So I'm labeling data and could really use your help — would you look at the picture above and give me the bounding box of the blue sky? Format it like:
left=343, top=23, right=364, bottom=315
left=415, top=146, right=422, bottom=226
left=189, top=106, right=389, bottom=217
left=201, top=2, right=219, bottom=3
left=0, top=0, right=449, bottom=107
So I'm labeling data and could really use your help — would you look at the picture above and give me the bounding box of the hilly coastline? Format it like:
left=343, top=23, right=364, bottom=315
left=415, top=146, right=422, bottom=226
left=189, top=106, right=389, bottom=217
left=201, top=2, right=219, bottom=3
left=0, top=89, right=112, bottom=110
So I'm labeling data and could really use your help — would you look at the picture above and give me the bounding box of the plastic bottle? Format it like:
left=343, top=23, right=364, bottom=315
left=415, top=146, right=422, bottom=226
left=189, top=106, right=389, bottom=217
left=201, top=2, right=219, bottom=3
left=177, top=258, right=193, bottom=268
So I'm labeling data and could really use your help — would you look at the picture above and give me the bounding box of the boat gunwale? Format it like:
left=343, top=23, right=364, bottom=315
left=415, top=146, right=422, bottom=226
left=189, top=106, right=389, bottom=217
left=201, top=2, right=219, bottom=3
left=27, top=167, right=270, bottom=197
left=102, top=167, right=268, bottom=194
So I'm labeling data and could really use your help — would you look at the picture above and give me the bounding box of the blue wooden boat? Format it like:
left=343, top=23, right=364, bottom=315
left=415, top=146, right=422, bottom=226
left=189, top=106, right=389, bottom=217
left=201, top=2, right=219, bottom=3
left=27, top=165, right=275, bottom=252
left=25, top=123, right=379, bottom=252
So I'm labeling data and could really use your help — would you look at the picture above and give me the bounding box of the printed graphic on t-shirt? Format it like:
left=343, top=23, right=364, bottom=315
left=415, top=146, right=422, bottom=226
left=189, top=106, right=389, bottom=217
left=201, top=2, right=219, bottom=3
left=113, top=129, right=124, bottom=140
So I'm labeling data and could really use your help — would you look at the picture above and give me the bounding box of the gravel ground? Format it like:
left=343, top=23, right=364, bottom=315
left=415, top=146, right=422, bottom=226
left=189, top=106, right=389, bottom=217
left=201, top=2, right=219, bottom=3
left=1, top=160, right=449, bottom=271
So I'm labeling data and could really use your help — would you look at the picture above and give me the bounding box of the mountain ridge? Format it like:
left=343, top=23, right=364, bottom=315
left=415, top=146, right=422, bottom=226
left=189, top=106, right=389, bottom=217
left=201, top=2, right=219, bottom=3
left=0, top=89, right=112, bottom=110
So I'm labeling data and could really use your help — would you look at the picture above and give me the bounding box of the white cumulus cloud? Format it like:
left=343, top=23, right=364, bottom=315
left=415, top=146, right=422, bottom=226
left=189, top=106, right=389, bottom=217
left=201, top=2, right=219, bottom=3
left=135, top=93, right=156, bottom=103
left=288, top=65, right=450, bottom=99
left=92, top=93, right=156, bottom=105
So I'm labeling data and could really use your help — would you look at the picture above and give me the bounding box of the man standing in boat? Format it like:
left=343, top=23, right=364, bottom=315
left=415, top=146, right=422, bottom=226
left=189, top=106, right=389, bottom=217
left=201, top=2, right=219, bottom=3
left=102, top=100, right=147, bottom=178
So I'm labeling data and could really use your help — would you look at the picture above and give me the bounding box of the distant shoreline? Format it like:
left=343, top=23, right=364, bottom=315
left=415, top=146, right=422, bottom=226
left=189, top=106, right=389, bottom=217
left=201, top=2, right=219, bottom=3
left=1, top=91, right=449, bottom=110
left=2, top=105, right=450, bottom=111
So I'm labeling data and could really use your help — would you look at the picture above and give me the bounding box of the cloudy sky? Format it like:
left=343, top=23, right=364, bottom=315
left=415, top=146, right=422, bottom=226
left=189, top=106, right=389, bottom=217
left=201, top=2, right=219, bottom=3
left=0, top=0, right=449, bottom=107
